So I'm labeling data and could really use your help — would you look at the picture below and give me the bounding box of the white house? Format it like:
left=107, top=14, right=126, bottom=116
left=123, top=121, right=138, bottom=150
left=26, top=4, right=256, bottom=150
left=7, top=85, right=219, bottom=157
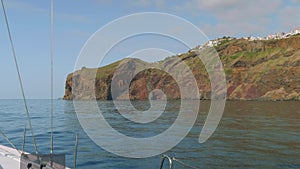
left=291, top=28, right=300, bottom=35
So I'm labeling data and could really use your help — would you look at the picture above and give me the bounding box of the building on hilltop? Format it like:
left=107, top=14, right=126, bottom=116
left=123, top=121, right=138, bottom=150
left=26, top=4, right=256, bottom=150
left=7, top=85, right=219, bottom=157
left=292, top=28, right=300, bottom=35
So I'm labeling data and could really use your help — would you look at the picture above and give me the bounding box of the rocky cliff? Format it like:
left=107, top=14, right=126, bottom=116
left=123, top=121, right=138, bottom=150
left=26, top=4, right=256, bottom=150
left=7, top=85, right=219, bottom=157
left=64, top=36, right=300, bottom=101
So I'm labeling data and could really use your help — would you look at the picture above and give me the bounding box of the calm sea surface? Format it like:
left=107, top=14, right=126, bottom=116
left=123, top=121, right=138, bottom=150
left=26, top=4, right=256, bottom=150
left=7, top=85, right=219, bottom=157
left=0, top=100, right=299, bottom=169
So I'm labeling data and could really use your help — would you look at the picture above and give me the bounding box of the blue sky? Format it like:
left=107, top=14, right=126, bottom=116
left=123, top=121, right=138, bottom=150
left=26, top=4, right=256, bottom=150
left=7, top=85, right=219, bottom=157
left=1, top=0, right=300, bottom=99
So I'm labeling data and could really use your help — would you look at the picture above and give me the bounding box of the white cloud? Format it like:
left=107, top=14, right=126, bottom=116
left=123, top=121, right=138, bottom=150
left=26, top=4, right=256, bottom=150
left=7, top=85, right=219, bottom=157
left=278, top=6, right=300, bottom=31
left=154, top=0, right=166, bottom=8
left=131, top=0, right=167, bottom=8
left=132, top=0, right=152, bottom=7
left=93, top=0, right=114, bottom=5
left=202, top=21, right=270, bottom=38
left=90, top=0, right=300, bottom=38
left=69, top=30, right=92, bottom=39
left=57, top=13, right=94, bottom=23
left=188, top=0, right=282, bottom=22
left=291, top=0, right=300, bottom=3
left=177, top=0, right=284, bottom=37
left=6, top=0, right=46, bottom=13
left=197, top=0, right=245, bottom=10
left=91, top=0, right=300, bottom=38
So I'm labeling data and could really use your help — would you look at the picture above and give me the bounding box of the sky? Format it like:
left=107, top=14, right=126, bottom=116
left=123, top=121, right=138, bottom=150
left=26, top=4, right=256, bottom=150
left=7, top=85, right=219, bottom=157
left=0, top=0, right=300, bottom=99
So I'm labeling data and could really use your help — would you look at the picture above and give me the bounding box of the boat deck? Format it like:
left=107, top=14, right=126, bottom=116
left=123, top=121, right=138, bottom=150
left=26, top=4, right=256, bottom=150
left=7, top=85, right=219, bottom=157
left=0, top=145, right=20, bottom=169
left=0, top=145, right=70, bottom=169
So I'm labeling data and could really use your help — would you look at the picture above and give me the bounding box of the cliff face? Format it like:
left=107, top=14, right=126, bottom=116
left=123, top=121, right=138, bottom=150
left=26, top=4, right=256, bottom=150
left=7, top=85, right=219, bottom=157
left=64, top=36, right=300, bottom=101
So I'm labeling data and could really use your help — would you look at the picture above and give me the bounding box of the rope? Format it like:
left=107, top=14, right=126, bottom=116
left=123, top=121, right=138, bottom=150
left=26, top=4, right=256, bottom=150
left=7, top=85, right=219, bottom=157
left=172, top=157, right=201, bottom=169
left=0, top=0, right=39, bottom=157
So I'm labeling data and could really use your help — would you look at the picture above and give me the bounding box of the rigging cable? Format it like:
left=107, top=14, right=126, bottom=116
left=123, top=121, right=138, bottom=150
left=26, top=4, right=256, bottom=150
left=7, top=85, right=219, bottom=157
left=0, top=0, right=39, bottom=156
left=22, top=124, right=27, bottom=154
left=172, top=157, right=201, bottom=169
left=0, top=130, right=22, bottom=155
left=74, top=134, right=78, bottom=169
left=50, top=0, right=54, bottom=161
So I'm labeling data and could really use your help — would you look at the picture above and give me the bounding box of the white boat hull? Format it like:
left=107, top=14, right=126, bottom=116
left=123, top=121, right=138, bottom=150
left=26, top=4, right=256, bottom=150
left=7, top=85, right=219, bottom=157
left=0, top=145, right=70, bottom=169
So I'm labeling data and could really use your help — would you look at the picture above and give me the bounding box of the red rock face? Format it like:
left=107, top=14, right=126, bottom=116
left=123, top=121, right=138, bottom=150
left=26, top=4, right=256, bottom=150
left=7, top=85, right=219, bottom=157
left=128, top=69, right=180, bottom=100
left=64, top=36, right=300, bottom=101
left=129, top=76, right=149, bottom=100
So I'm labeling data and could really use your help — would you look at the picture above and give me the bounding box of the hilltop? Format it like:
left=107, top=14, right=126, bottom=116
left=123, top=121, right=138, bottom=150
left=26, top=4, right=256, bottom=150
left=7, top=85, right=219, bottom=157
left=64, top=35, right=300, bottom=101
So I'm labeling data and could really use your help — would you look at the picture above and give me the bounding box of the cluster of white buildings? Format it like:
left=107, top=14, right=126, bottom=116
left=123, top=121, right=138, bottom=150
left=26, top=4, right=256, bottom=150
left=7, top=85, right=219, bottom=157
left=195, top=37, right=236, bottom=49
left=191, top=28, right=300, bottom=51
left=243, top=28, right=300, bottom=41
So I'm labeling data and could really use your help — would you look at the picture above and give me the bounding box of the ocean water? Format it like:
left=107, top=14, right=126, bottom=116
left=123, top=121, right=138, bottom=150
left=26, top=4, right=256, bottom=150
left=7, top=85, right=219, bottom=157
left=0, top=99, right=299, bottom=169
